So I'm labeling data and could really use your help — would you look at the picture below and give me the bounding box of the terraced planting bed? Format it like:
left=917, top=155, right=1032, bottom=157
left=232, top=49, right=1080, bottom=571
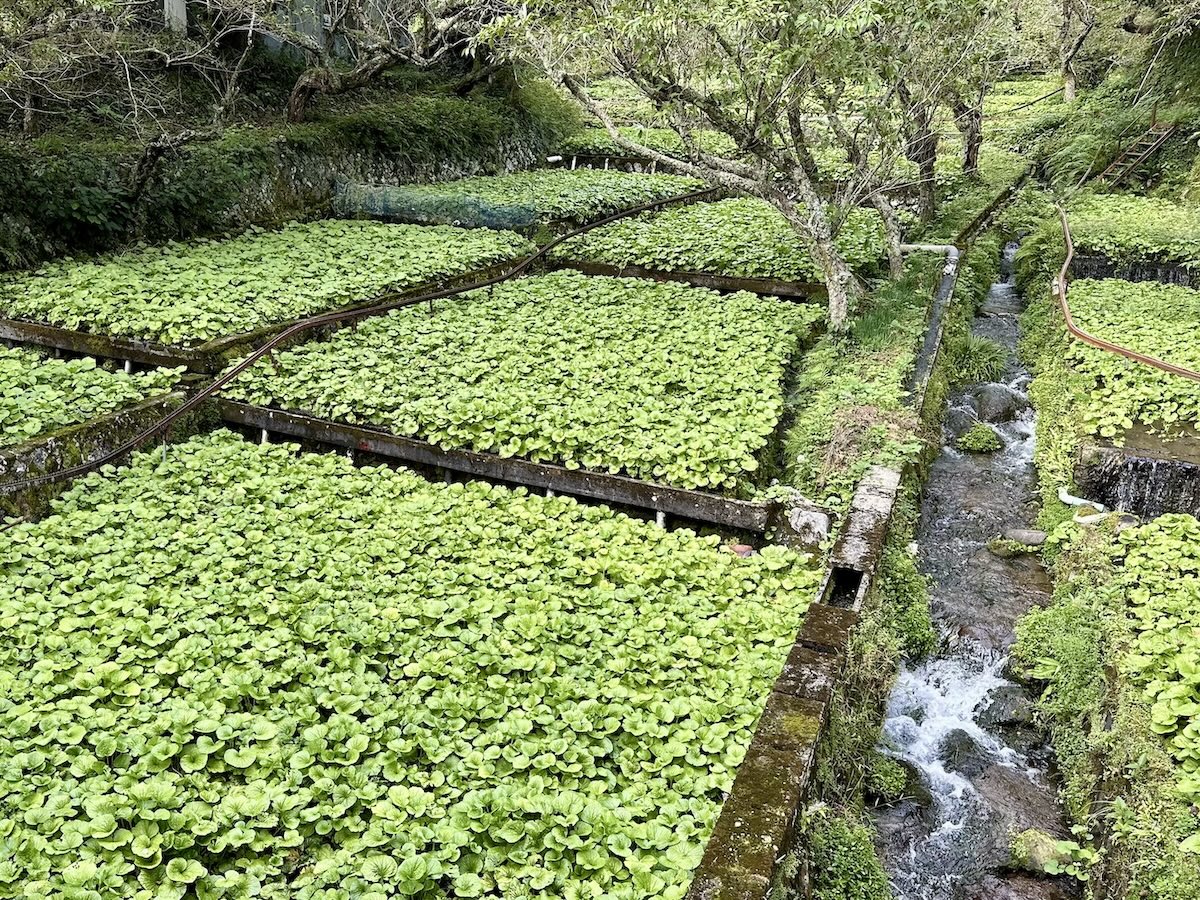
left=337, top=169, right=704, bottom=232
left=0, top=430, right=820, bottom=897
left=0, top=348, right=181, bottom=448
left=221, top=272, right=819, bottom=519
left=1061, top=278, right=1200, bottom=441
left=0, top=220, right=532, bottom=371
left=549, top=198, right=886, bottom=298
left=0, top=347, right=186, bottom=517
left=1015, top=514, right=1200, bottom=886
left=1067, top=194, right=1200, bottom=284
left=556, top=127, right=738, bottom=168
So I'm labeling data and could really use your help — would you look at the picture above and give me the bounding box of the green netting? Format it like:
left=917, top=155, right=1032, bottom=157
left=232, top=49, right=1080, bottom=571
left=335, top=181, right=540, bottom=230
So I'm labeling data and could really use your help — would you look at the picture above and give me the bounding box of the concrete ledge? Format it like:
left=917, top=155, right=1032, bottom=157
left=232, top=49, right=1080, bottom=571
left=0, top=392, right=189, bottom=520
left=686, top=696, right=825, bottom=900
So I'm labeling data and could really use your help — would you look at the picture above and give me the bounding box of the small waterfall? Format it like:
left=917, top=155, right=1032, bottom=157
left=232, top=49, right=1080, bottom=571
left=1077, top=448, right=1200, bottom=519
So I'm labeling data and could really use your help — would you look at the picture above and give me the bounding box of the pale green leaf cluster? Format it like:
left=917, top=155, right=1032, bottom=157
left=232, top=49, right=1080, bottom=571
left=1064, top=279, right=1200, bottom=440
left=1113, top=515, right=1200, bottom=807
left=0, top=221, right=533, bottom=347
left=558, top=128, right=738, bottom=159
left=551, top=199, right=886, bottom=283
left=1070, top=195, right=1200, bottom=266
left=0, top=431, right=818, bottom=898
left=227, top=272, right=820, bottom=490
left=0, top=348, right=181, bottom=448
left=383, top=170, right=702, bottom=227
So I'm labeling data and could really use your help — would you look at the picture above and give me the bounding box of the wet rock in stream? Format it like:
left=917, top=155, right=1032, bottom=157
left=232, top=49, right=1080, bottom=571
left=976, top=685, right=1036, bottom=730
left=974, top=383, right=1030, bottom=424
left=963, top=874, right=1079, bottom=900
left=939, top=729, right=991, bottom=779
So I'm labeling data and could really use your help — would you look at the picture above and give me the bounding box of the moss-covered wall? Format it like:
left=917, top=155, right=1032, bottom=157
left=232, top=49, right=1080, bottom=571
left=0, top=79, right=578, bottom=270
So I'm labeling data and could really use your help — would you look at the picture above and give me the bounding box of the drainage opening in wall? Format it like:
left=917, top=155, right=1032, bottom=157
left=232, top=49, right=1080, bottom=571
left=825, top=566, right=864, bottom=609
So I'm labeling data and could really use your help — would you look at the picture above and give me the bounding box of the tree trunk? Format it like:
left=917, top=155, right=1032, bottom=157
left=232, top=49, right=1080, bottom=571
left=871, top=194, right=905, bottom=278
left=287, top=50, right=404, bottom=123
left=768, top=176, right=861, bottom=331
left=1059, top=0, right=1093, bottom=102
left=1062, top=66, right=1077, bottom=101
left=163, top=0, right=187, bottom=35
left=950, top=95, right=983, bottom=177
left=910, top=131, right=938, bottom=223
left=897, top=82, right=939, bottom=222
left=22, top=92, right=37, bottom=136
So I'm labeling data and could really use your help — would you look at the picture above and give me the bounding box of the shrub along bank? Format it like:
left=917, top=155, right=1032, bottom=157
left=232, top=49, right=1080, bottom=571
left=0, top=77, right=577, bottom=271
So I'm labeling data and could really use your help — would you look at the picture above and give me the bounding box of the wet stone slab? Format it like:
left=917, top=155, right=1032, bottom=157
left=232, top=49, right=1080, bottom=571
left=774, top=644, right=843, bottom=706
left=797, top=605, right=859, bottom=654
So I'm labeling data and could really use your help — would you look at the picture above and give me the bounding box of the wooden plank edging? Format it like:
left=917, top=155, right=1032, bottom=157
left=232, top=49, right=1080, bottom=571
left=213, top=400, right=834, bottom=539
left=548, top=260, right=827, bottom=300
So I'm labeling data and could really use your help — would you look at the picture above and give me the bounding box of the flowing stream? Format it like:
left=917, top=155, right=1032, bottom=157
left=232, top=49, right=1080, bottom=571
left=873, top=245, right=1077, bottom=900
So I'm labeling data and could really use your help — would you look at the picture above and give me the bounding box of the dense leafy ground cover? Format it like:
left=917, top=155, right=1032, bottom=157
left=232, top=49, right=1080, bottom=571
left=1015, top=516, right=1200, bottom=893
left=0, top=431, right=819, bottom=898
left=1064, top=278, right=1200, bottom=438
left=373, top=170, right=702, bottom=229
left=227, top=271, right=819, bottom=491
left=1069, top=194, right=1200, bottom=266
left=1116, top=516, right=1200, bottom=812
left=550, top=198, right=886, bottom=283
left=558, top=127, right=738, bottom=159
left=0, top=221, right=533, bottom=347
left=0, top=348, right=181, bottom=448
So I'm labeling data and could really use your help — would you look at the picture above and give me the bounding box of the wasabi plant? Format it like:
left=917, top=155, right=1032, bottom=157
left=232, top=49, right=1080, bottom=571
left=227, top=272, right=823, bottom=491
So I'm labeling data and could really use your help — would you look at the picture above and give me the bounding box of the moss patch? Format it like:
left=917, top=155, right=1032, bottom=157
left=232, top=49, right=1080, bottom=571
left=958, top=423, right=1004, bottom=453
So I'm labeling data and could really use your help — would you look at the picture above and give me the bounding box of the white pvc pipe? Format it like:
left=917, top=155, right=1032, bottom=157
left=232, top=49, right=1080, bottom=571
left=1058, top=485, right=1105, bottom=512
left=901, top=242, right=960, bottom=273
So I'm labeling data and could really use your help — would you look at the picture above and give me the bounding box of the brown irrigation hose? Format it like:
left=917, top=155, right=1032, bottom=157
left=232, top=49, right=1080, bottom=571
left=1055, top=203, right=1200, bottom=383
left=3, top=187, right=718, bottom=493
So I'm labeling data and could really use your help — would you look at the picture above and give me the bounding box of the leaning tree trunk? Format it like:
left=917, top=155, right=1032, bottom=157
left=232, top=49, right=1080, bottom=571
left=768, top=176, right=861, bottom=331
left=287, top=50, right=405, bottom=123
